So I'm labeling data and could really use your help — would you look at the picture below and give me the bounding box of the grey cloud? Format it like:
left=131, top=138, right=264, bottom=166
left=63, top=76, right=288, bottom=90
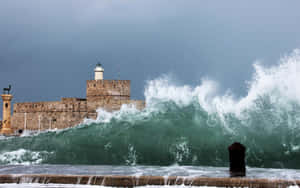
left=0, top=0, right=300, bottom=117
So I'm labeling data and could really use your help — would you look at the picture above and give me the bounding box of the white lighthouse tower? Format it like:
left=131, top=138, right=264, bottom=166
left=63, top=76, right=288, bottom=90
left=94, top=63, right=104, bottom=80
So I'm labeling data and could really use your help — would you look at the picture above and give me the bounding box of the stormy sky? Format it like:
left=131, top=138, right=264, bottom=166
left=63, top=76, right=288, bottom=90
left=0, top=0, right=300, bottom=114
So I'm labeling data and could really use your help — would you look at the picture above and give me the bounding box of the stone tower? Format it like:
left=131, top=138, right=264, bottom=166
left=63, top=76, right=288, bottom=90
left=86, top=64, right=131, bottom=117
left=1, top=94, right=13, bottom=134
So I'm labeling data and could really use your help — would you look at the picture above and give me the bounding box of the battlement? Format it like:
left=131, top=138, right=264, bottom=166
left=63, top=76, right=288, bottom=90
left=86, top=80, right=130, bottom=97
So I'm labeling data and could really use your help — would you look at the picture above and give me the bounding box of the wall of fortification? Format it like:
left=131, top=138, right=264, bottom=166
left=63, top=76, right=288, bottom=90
left=8, top=80, right=145, bottom=132
left=87, top=96, right=130, bottom=113
left=86, top=80, right=131, bottom=113
left=86, top=80, right=130, bottom=97
left=11, top=98, right=88, bottom=131
left=13, top=99, right=87, bottom=113
left=12, top=111, right=87, bottom=131
left=11, top=100, right=144, bottom=131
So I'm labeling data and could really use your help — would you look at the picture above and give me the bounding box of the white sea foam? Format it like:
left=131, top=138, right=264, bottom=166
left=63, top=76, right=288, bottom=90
left=125, top=144, right=138, bottom=166
left=145, top=49, right=300, bottom=115
left=170, top=137, right=190, bottom=163
left=0, top=149, right=51, bottom=165
left=83, top=104, right=137, bottom=124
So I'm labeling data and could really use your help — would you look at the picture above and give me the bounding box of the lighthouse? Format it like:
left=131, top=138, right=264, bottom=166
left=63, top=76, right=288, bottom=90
left=94, top=63, right=104, bottom=80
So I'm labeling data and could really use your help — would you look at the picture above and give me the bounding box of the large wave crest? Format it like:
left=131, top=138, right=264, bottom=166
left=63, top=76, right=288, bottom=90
left=1, top=50, right=300, bottom=168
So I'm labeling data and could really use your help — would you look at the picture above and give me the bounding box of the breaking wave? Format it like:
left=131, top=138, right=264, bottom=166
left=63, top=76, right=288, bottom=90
left=0, top=149, right=51, bottom=165
left=1, top=50, right=300, bottom=168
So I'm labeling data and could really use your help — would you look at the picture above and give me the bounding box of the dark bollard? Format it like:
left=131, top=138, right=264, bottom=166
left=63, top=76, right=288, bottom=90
left=228, top=142, right=246, bottom=177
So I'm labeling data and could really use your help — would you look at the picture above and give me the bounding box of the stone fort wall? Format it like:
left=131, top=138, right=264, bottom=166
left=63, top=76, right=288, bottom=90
left=86, top=80, right=131, bottom=114
left=12, top=98, right=88, bottom=131
left=11, top=80, right=145, bottom=132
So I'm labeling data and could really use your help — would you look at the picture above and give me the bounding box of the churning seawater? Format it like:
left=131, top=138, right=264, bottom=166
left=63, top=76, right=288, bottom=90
left=1, top=50, right=300, bottom=170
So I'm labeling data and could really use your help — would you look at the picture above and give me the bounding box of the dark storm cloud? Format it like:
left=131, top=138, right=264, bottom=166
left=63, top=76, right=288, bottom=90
left=0, top=0, right=300, bottom=117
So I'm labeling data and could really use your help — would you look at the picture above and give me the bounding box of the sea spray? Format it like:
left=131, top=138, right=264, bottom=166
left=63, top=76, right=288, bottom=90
left=1, top=50, right=300, bottom=168
left=0, top=149, right=51, bottom=165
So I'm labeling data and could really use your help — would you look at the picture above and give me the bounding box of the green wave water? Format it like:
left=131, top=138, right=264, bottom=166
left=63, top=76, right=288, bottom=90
left=1, top=50, right=300, bottom=169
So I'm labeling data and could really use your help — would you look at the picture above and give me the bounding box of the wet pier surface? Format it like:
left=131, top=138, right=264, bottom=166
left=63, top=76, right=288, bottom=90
left=1, top=165, right=300, bottom=179
left=0, top=174, right=299, bottom=188
left=0, top=165, right=300, bottom=187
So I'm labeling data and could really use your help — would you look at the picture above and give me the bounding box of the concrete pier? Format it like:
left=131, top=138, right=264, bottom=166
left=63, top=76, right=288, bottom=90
left=0, top=174, right=299, bottom=187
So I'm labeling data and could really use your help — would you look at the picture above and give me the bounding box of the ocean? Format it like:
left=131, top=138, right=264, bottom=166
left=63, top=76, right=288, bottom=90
left=1, top=50, right=300, bottom=187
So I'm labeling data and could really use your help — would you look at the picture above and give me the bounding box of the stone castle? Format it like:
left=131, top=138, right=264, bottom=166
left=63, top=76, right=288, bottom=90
left=0, top=64, right=145, bottom=134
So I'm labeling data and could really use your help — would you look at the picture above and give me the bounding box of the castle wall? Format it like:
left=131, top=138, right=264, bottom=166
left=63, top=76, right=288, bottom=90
left=13, top=98, right=87, bottom=113
left=12, top=98, right=88, bottom=131
left=86, top=80, right=131, bottom=113
left=87, top=96, right=130, bottom=113
left=9, top=80, right=145, bottom=132
left=12, top=112, right=87, bottom=131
